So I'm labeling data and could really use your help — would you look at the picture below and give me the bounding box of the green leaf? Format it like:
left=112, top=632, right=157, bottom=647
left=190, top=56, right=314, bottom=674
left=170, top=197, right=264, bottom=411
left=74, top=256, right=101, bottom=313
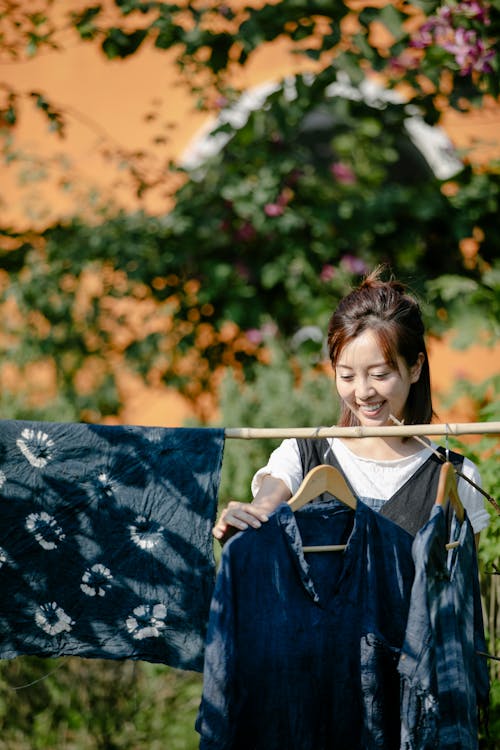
left=102, top=27, right=148, bottom=59
left=377, top=5, right=407, bottom=42
left=72, top=5, right=102, bottom=40
left=427, top=275, right=479, bottom=301
left=209, top=34, right=233, bottom=74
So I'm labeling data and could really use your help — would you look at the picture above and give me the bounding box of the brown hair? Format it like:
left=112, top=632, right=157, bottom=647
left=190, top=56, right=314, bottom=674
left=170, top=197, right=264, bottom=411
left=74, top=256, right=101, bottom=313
left=327, top=267, right=434, bottom=426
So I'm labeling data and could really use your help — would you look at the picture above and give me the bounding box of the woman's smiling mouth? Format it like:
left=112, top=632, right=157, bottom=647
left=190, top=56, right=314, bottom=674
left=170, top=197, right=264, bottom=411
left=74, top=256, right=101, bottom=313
left=358, top=401, right=384, bottom=414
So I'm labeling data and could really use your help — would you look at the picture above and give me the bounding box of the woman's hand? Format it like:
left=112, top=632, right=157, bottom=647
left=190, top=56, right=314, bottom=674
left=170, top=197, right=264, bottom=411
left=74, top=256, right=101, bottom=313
left=212, top=476, right=292, bottom=544
left=212, top=502, right=269, bottom=543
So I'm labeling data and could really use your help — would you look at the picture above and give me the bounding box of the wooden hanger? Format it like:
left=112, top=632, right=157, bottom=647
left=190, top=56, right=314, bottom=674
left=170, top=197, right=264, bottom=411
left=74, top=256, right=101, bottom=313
left=435, top=461, right=464, bottom=550
left=435, top=461, right=465, bottom=523
left=288, top=465, right=356, bottom=553
left=288, top=465, right=357, bottom=511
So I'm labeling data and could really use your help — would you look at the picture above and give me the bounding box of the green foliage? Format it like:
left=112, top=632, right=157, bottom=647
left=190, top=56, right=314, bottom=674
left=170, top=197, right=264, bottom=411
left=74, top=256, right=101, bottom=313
left=213, top=340, right=339, bottom=503
left=0, top=389, right=78, bottom=424
left=425, top=262, right=500, bottom=346
left=0, top=657, right=202, bottom=750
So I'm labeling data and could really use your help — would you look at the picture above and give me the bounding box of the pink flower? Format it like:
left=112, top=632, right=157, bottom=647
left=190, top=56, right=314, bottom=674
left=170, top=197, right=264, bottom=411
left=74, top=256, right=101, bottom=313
left=436, top=5, right=453, bottom=23
left=410, top=0, right=495, bottom=75
left=245, top=328, right=263, bottom=345
left=214, top=95, right=229, bottom=109
left=235, top=221, right=256, bottom=242
left=443, top=27, right=495, bottom=75
left=457, top=1, right=490, bottom=24
left=471, top=41, right=495, bottom=73
left=264, top=203, right=284, bottom=217
left=330, top=162, right=356, bottom=184
left=412, top=16, right=451, bottom=48
left=389, top=50, right=421, bottom=72
left=320, top=264, right=336, bottom=282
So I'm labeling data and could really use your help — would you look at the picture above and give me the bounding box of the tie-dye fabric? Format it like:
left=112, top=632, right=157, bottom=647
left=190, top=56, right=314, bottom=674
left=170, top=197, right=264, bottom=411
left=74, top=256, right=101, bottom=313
left=0, top=421, right=224, bottom=671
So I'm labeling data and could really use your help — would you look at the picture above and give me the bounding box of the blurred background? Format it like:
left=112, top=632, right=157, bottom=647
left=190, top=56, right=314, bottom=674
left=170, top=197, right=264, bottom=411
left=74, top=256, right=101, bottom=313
left=0, top=1, right=499, bottom=747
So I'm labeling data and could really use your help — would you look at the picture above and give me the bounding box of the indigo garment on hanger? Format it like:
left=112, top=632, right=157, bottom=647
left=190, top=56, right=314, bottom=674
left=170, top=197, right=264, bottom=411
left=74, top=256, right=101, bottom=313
left=0, top=420, right=224, bottom=671
left=398, top=505, right=490, bottom=750
left=196, top=500, right=415, bottom=750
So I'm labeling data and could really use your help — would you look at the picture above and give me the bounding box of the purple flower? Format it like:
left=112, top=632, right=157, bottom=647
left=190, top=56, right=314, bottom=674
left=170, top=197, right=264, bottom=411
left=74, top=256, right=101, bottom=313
left=330, top=162, right=356, bottom=184
left=341, top=255, right=368, bottom=275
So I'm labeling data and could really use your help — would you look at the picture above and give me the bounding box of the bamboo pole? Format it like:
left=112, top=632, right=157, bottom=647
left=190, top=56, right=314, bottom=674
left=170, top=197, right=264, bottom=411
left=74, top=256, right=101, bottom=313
left=224, top=421, right=500, bottom=439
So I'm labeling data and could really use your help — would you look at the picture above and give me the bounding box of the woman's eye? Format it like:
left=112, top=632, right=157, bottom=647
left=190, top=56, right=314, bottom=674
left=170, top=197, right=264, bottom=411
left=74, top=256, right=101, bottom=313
left=372, top=372, right=389, bottom=379
left=339, top=375, right=353, bottom=381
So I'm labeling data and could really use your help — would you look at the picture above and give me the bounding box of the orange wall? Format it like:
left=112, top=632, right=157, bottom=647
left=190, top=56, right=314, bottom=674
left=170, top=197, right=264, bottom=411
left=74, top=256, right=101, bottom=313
left=3, top=32, right=322, bottom=228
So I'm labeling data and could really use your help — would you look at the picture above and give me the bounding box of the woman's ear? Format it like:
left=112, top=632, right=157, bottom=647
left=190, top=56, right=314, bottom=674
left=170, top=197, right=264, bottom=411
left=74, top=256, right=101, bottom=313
left=410, top=352, right=425, bottom=383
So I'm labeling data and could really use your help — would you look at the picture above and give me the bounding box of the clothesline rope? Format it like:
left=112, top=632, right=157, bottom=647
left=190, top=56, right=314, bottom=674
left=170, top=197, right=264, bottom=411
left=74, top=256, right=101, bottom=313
left=224, top=421, right=500, bottom=439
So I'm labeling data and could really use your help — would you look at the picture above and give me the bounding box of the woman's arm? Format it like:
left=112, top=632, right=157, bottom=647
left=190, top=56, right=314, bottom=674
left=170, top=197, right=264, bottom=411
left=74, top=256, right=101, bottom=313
left=212, top=476, right=291, bottom=544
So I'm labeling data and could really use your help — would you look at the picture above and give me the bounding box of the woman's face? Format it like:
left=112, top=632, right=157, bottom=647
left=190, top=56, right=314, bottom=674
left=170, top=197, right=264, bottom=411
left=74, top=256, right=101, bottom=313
left=335, top=329, right=424, bottom=427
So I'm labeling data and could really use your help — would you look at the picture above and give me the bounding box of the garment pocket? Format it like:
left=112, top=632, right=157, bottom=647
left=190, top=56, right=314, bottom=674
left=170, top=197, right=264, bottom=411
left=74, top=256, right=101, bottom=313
left=360, top=632, right=401, bottom=750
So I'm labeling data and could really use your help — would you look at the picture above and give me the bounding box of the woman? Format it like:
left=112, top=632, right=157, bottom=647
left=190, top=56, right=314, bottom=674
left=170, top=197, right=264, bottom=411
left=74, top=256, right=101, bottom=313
left=213, top=268, right=489, bottom=543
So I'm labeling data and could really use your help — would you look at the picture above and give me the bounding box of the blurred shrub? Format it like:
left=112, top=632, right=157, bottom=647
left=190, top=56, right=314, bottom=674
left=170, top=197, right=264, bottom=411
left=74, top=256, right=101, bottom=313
left=214, top=338, right=339, bottom=503
left=0, top=657, right=202, bottom=750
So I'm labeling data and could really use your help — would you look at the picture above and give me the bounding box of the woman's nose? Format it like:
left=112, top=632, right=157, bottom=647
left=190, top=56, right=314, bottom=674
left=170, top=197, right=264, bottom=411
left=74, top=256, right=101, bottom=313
left=355, top=379, right=376, bottom=400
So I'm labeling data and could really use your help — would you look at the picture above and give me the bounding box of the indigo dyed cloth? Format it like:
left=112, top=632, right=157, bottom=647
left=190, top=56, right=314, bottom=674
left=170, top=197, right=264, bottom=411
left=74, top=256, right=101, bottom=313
left=196, top=500, right=415, bottom=750
left=398, top=506, right=490, bottom=749
left=0, top=420, right=224, bottom=671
